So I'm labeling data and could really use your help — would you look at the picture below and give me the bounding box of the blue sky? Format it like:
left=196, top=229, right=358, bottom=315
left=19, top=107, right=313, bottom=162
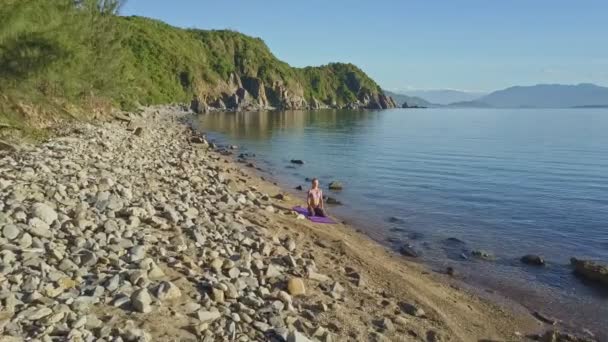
left=121, top=0, right=608, bottom=92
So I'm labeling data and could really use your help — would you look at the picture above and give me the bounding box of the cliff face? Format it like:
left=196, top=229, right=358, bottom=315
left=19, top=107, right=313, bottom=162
left=189, top=72, right=397, bottom=113
left=119, top=17, right=395, bottom=113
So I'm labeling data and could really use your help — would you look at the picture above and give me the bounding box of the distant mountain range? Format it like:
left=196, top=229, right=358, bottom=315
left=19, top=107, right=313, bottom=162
left=383, top=91, right=437, bottom=108
left=388, top=83, right=608, bottom=108
left=401, top=89, right=487, bottom=105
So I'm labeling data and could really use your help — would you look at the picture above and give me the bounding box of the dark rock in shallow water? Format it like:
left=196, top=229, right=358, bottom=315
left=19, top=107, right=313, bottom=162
left=386, top=237, right=401, bottom=244
left=295, top=185, right=303, bottom=191
left=570, top=258, right=608, bottom=287
left=325, top=196, right=342, bottom=205
left=521, top=254, right=545, bottom=266
left=399, top=244, right=420, bottom=258
left=471, top=250, right=494, bottom=260
left=290, top=159, right=304, bottom=165
left=328, top=181, right=343, bottom=190
left=388, top=216, right=405, bottom=224
left=446, top=267, right=456, bottom=276
left=444, top=237, right=465, bottom=245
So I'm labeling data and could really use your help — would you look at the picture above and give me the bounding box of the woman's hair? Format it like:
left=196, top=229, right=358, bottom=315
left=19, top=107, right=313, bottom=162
left=312, top=178, right=318, bottom=183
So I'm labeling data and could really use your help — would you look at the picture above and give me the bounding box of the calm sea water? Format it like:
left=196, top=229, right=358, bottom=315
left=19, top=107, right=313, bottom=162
left=196, top=108, right=608, bottom=335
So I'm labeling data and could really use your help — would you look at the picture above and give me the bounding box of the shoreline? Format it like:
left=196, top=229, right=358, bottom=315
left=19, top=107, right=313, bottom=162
left=0, top=106, right=593, bottom=341
left=192, top=110, right=606, bottom=341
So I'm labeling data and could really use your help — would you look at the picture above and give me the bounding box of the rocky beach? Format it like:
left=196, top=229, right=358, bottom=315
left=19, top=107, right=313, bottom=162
left=0, top=106, right=600, bottom=342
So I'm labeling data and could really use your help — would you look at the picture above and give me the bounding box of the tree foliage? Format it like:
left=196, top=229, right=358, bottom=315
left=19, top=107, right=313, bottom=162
left=0, top=1, right=385, bottom=135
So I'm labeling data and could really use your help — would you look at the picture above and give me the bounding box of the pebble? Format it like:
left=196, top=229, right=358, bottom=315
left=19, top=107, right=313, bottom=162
left=287, top=277, right=306, bottom=296
left=131, top=288, right=152, bottom=313
left=197, top=310, right=221, bottom=323
left=31, top=203, right=58, bottom=224
left=400, top=302, right=425, bottom=317
left=2, top=224, right=20, bottom=240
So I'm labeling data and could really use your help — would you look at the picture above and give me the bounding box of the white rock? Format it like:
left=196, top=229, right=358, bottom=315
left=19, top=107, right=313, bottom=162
left=196, top=310, right=221, bottom=323
left=31, top=203, right=58, bottom=224
left=2, top=224, right=20, bottom=240
left=27, top=218, right=52, bottom=238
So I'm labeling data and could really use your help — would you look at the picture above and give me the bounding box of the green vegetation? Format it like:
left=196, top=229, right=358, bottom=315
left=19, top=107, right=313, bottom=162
left=0, top=0, right=387, bottom=140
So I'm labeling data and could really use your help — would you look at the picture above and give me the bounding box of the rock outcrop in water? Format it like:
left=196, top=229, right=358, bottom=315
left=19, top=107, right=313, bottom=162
left=570, top=258, right=608, bottom=287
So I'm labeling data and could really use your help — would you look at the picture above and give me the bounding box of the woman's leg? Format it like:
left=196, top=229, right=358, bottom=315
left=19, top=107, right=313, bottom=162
left=308, top=205, right=315, bottom=217
left=314, top=208, right=327, bottom=217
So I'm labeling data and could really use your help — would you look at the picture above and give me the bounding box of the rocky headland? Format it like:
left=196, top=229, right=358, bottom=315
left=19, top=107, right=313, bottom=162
left=0, top=106, right=598, bottom=342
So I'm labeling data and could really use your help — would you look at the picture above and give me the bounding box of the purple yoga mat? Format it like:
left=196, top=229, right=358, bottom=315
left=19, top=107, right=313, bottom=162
left=292, top=206, right=335, bottom=224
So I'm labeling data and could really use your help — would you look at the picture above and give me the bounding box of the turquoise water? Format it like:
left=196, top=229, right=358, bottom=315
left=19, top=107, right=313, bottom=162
left=196, top=108, right=608, bottom=335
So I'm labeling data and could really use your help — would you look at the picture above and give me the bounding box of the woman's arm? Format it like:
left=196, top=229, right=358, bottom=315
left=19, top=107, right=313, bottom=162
left=320, top=191, right=324, bottom=209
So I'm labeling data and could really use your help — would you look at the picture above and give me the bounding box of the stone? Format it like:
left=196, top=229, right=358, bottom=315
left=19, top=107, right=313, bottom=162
left=253, top=321, right=271, bottom=333
left=328, top=181, right=343, bottom=190
left=287, top=331, right=313, bottom=342
left=31, top=203, right=58, bottom=224
left=571, top=258, right=608, bottom=287
left=148, top=263, right=166, bottom=280
left=28, top=307, right=53, bottom=320
left=211, top=288, right=225, bottom=304
left=399, top=244, right=420, bottom=258
left=196, top=310, right=221, bottom=323
left=308, top=271, right=330, bottom=282
left=266, top=264, right=283, bottom=278
left=290, top=160, right=305, bottom=165
left=521, top=254, right=545, bottom=266
left=182, top=303, right=201, bottom=314
left=287, top=278, right=306, bottom=296
left=228, top=267, right=240, bottom=279
left=58, top=258, right=80, bottom=272
left=2, top=224, right=20, bottom=240
left=129, top=245, right=146, bottom=262
left=379, top=317, right=395, bottom=332
left=471, top=250, right=494, bottom=260
left=27, top=218, right=52, bottom=238
left=325, top=197, right=342, bottom=205
left=284, top=239, right=296, bottom=252
left=131, top=288, right=152, bottom=313
left=400, top=302, right=425, bottom=317
left=278, top=291, right=292, bottom=304
left=155, top=281, right=182, bottom=301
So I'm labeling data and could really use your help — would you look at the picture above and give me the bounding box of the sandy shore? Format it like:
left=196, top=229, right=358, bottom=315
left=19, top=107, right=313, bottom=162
left=0, top=106, right=592, bottom=341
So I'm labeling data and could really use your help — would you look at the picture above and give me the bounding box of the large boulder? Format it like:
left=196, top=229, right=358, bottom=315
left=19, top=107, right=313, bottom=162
left=328, top=181, right=343, bottom=190
left=570, top=258, right=608, bottom=287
